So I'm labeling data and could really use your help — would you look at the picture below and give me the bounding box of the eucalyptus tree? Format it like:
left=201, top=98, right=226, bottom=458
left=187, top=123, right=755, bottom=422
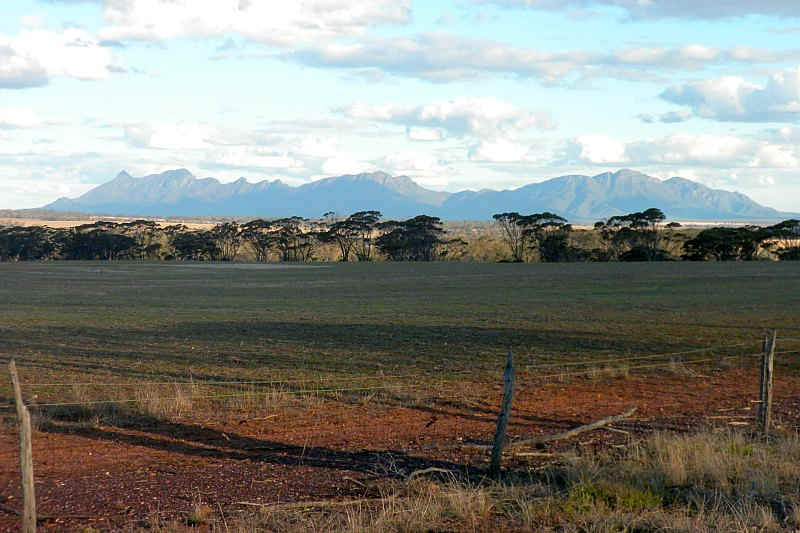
left=376, top=215, right=446, bottom=261
left=521, top=212, right=572, bottom=262
left=242, top=219, right=277, bottom=262
left=492, top=212, right=527, bottom=262
left=682, top=226, right=761, bottom=261
left=594, top=208, right=668, bottom=261
left=323, top=210, right=382, bottom=262
left=211, top=222, right=242, bottom=261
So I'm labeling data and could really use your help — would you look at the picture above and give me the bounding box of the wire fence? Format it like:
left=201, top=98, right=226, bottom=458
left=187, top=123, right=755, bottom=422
left=4, top=336, right=794, bottom=415
left=2, top=334, right=798, bottom=480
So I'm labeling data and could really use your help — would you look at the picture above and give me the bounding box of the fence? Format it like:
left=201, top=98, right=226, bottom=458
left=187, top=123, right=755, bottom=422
left=2, top=332, right=800, bottom=530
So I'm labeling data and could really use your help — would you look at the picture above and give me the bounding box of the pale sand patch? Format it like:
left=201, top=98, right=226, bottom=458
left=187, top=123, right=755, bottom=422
left=0, top=217, right=215, bottom=230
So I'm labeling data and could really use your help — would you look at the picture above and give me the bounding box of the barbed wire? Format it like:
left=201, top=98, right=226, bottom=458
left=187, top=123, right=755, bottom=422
left=7, top=391, right=787, bottom=460
left=12, top=354, right=759, bottom=409
left=523, top=342, right=758, bottom=370
left=2, top=384, right=797, bottom=462
left=26, top=383, right=424, bottom=408
left=9, top=339, right=763, bottom=390
left=17, top=373, right=449, bottom=388
left=531, top=354, right=760, bottom=380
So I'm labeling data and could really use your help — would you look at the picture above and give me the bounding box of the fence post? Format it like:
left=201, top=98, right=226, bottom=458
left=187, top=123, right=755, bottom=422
left=757, top=333, right=768, bottom=427
left=760, top=331, right=776, bottom=437
left=489, top=351, right=515, bottom=479
left=9, top=360, right=36, bottom=533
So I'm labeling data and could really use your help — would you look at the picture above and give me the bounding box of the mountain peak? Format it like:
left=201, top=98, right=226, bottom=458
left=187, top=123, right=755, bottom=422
left=596, top=168, right=658, bottom=183
left=159, top=168, right=195, bottom=182
left=42, top=168, right=794, bottom=221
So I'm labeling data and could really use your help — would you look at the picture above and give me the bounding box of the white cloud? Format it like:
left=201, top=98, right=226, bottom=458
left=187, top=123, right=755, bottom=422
left=637, top=109, right=692, bottom=123
left=0, top=28, right=119, bottom=89
left=764, top=125, right=800, bottom=143
left=469, top=138, right=535, bottom=162
left=339, top=98, right=554, bottom=139
left=212, top=146, right=306, bottom=172
left=19, top=15, right=43, bottom=27
left=661, top=67, right=800, bottom=122
left=94, top=0, right=410, bottom=45
left=0, top=176, right=95, bottom=208
left=565, top=133, right=800, bottom=169
left=569, top=135, right=628, bottom=164
left=290, top=33, right=800, bottom=85
left=321, top=156, right=375, bottom=176
left=407, top=126, right=446, bottom=141
left=750, top=144, right=799, bottom=168
left=0, top=108, right=48, bottom=128
left=373, top=151, right=455, bottom=188
left=123, top=122, right=218, bottom=150
left=626, top=134, right=750, bottom=165
left=474, top=0, right=800, bottom=20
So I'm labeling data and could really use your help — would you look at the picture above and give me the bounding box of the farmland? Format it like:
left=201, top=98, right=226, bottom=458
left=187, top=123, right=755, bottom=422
left=1, top=261, right=799, bottom=531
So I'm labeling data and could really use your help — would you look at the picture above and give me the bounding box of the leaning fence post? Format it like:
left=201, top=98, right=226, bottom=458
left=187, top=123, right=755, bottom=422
left=9, top=360, right=36, bottom=533
left=760, top=330, right=776, bottom=437
left=757, top=333, right=768, bottom=427
left=489, top=351, right=515, bottom=479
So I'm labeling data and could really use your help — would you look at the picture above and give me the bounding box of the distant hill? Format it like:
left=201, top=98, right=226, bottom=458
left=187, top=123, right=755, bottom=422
left=44, top=168, right=795, bottom=222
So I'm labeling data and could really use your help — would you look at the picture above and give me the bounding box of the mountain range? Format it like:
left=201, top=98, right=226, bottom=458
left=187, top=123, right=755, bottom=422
left=44, top=168, right=795, bottom=222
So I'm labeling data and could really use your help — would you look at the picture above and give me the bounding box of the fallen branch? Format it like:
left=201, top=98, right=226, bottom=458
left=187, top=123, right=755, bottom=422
left=508, top=407, right=637, bottom=449
left=408, top=467, right=453, bottom=480
left=236, top=499, right=379, bottom=512
left=460, top=408, right=637, bottom=450
left=341, top=476, right=367, bottom=488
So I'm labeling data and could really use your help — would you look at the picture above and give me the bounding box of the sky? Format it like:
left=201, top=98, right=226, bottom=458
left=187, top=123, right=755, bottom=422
left=2, top=1, right=800, bottom=211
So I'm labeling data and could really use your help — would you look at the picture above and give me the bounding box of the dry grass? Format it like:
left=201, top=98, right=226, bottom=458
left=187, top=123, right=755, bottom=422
left=32, top=381, right=307, bottom=429
left=630, top=430, right=800, bottom=500
left=134, top=383, right=197, bottom=420
left=585, top=363, right=630, bottom=380
left=145, top=430, right=800, bottom=532
left=218, top=384, right=296, bottom=416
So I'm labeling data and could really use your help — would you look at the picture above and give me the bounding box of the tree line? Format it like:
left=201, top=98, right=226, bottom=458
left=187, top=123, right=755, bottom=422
left=0, top=212, right=464, bottom=262
left=0, top=208, right=798, bottom=262
left=493, top=208, right=800, bottom=262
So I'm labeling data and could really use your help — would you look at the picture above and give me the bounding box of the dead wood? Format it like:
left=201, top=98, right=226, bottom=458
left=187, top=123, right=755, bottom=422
left=408, top=467, right=454, bottom=480
left=235, top=499, right=380, bottom=512
left=507, top=407, right=637, bottom=449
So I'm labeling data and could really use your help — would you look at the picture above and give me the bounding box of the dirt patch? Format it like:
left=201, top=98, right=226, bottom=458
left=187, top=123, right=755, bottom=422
left=1, top=369, right=798, bottom=531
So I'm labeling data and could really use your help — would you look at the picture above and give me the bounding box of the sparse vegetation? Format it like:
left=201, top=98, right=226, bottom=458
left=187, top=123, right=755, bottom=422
left=129, top=430, right=800, bottom=532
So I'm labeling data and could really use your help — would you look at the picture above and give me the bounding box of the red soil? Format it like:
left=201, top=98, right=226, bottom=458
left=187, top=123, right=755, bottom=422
left=1, top=369, right=798, bottom=531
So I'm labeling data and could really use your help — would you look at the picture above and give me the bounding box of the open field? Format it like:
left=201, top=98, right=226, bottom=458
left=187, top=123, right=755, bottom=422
left=0, top=261, right=799, bottom=531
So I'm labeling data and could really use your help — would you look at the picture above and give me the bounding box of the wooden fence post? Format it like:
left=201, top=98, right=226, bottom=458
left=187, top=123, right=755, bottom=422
left=757, top=332, right=768, bottom=427
left=760, top=331, right=776, bottom=437
left=489, top=351, right=515, bottom=479
left=9, top=360, right=36, bottom=533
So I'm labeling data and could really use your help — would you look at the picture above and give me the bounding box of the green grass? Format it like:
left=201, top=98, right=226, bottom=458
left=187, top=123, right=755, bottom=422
left=1, top=261, right=798, bottom=405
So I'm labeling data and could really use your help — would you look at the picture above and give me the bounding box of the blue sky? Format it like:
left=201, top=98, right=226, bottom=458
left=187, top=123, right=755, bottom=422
left=2, top=1, right=800, bottom=212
